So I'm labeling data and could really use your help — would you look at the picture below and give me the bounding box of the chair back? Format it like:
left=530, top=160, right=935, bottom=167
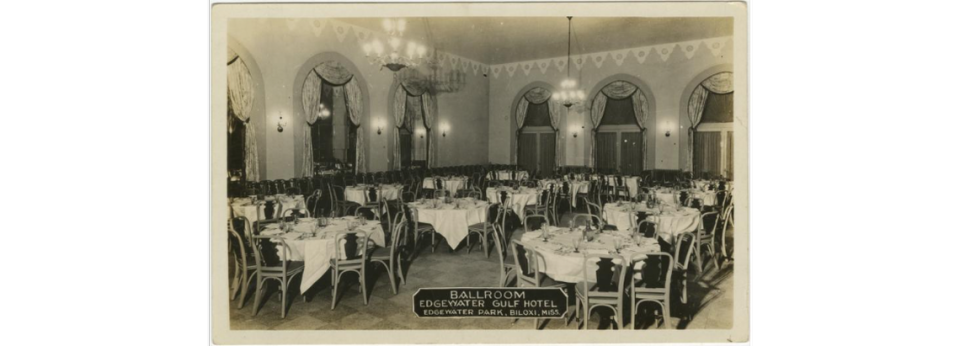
left=673, top=231, right=697, bottom=271
left=510, top=239, right=544, bottom=285
left=570, top=213, right=602, bottom=229
left=257, top=200, right=282, bottom=220
left=699, top=211, right=720, bottom=240
left=630, top=252, right=673, bottom=301
left=365, top=186, right=380, bottom=204
left=635, top=219, right=658, bottom=239
left=305, top=189, right=323, bottom=217
left=281, top=207, right=307, bottom=222
left=524, top=214, right=550, bottom=232
left=250, top=234, right=291, bottom=271
left=333, top=230, right=370, bottom=265
left=434, top=178, right=444, bottom=190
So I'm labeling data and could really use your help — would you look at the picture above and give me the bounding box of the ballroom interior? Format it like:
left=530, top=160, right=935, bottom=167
left=226, top=16, right=736, bottom=331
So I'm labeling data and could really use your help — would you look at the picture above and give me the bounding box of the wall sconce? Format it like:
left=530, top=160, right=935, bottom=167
left=569, top=125, right=579, bottom=138
left=276, top=112, right=287, bottom=133
left=440, top=123, right=450, bottom=138
left=665, top=130, right=671, bottom=137
left=415, top=128, right=426, bottom=139
left=374, top=118, right=385, bottom=135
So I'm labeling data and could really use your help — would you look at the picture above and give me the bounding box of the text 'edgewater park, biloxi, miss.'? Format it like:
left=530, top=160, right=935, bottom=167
left=412, top=288, right=568, bottom=318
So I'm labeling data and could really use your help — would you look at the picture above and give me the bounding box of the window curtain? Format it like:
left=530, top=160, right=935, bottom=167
left=630, top=89, right=649, bottom=171
left=547, top=99, right=563, bottom=168
left=421, top=92, right=436, bottom=168
left=227, top=50, right=259, bottom=181
left=694, top=131, right=722, bottom=176
left=300, top=61, right=365, bottom=174
left=589, top=92, right=607, bottom=168
left=343, top=78, right=365, bottom=173
left=392, top=85, right=407, bottom=170
left=687, top=72, right=733, bottom=172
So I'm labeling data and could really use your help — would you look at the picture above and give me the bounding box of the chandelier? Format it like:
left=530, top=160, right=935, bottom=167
left=362, top=18, right=426, bottom=72
left=556, top=16, right=585, bottom=108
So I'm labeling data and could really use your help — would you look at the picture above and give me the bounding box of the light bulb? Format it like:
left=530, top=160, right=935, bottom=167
left=389, top=37, right=401, bottom=50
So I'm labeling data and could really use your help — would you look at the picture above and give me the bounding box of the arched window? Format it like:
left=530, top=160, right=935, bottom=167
left=687, top=72, right=733, bottom=179
left=300, top=60, right=366, bottom=174
left=514, top=87, right=562, bottom=175
left=391, top=75, right=437, bottom=170
left=588, top=80, right=650, bottom=175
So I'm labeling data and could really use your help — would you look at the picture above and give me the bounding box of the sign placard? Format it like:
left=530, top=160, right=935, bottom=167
left=413, top=288, right=568, bottom=318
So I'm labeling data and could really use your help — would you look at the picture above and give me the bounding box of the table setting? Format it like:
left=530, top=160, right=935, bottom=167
left=519, top=225, right=661, bottom=283
left=485, top=186, right=539, bottom=218
left=487, top=170, right=529, bottom=181
left=407, top=197, right=489, bottom=249
left=421, top=176, right=469, bottom=196
left=229, top=194, right=306, bottom=222
left=259, top=215, right=386, bottom=292
left=602, top=201, right=701, bottom=244
left=538, top=179, right=590, bottom=206
left=344, top=183, right=401, bottom=205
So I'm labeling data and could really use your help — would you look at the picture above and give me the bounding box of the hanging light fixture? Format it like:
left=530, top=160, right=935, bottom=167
left=362, top=18, right=427, bottom=72
left=317, top=103, right=331, bottom=120
left=557, top=16, right=585, bottom=108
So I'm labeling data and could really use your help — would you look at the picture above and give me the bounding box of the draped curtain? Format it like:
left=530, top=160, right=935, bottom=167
left=393, top=82, right=431, bottom=169
left=687, top=71, right=733, bottom=172
left=392, top=85, right=407, bottom=170
left=589, top=81, right=649, bottom=170
left=421, top=93, right=437, bottom=168
left=300, top=61, right=366, bottom=174
left=227, top=50, right=259, bottom=181
left=515, top=87, right=564, bottom=169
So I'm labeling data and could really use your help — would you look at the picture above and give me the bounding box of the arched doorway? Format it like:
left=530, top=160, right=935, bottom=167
left=513, top=86, right=562, bottom=176
left=298, top=59, right=367, bottom=175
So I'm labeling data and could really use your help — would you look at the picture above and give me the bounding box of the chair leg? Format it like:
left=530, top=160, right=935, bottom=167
left=388, top=261, right=398, bottom=295
left=280, top=279, right=288, bottom=319
left=361, top=270, right=369, bottom=305
left=330, top=272, right=339, bottom=310
left=238, top=272, right=255, bottom=309
left=663, top=300, right=672, bottom=329
left=431, top=231, right=437, bottom=253
left=482, top=232, right=489, bottom=258
left=252, top=278, right=263, bottom=316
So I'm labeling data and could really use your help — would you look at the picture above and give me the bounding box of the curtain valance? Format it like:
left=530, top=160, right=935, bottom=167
left=601, top=81, right=638, bottom=100
left=524, top=87, right=552, bottom=104
left=700, top=72, right=733, bottom=94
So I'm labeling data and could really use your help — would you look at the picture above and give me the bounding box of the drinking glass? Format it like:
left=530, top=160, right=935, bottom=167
left=573, top=237, right=582, bottom=253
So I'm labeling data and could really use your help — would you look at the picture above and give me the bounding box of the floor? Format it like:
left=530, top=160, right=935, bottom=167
left=228, top=210, right=735, bottom=331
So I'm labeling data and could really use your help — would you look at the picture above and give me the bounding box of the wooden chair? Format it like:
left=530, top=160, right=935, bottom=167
left=584, top=201, right=617, bottom=231
left=250, top=234, right=304, bottom=318
left=330, top=230, right=371, bottom=310
left=671, top=231, right=699, bottom=305
left=406, top=205, right=439, bottom=255
left=719, top=204, right=734, bottom=264
left=510, top=239, right=565, bottom=329
left=490, top=217, right=516, bottom=287
left=570, top=213, right=602, bottom=229
left=228, top=217, right=256, bottom=309
left=330, top=184, right=359, bottom=217
left=697, top=211, right=721, bottom=272
left=466, top=203, right=505, bottom=257
left=305, top=189, right=323, bottom=218
left=369, top=216, right=408, bottom=295
left=575, top=254, right=629, bottom=330
left=629, top=252, right=674, bottom=329
left=523, top=188, right=551, bottom=222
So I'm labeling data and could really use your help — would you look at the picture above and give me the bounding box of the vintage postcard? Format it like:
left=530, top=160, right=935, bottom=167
left=211, top=1, right=748, bottom=343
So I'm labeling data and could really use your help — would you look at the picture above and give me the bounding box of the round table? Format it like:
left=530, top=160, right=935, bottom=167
left=230, top=194, right=306, bottom=222
left=344, top=184, right=401, bottom=205
left=407, top=198, right=489, bottom=249
left=486, top=187, right=539, bottom=218
left=519, top=226, right=661, bottom=283
left=261, top=216, right=385, bottom=292
left=602, top=202, right=701, bottom=244
left=422, top=176, right=469, bottom=196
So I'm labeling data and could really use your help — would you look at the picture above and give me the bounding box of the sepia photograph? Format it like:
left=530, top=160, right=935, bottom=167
left=211, top=1, right=748, bottom=343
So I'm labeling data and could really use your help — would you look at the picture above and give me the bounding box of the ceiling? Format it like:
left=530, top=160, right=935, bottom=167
left=339, top=17, right=733, bottom=65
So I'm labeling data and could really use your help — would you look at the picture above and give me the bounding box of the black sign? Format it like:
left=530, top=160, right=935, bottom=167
left=413, top=287, right=567, bottom=318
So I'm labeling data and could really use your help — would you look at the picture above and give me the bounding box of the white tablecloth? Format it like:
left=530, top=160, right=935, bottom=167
left=688, top=190, right=717, bottom=206
left=539, top=179, right=590, bottom=206
left=602, top=203, right=701, bottom=244
left=486, top=187, right=539, bottom=218
left=230, top=195, right=306, bottom=222
left=422, top=177, right=469, bottom=196
left=344, top=184, right=401, bottom=205
left=487, top=170, right=529, bottom=181
left=262, top=217, right=385, bottom=292
left=519, top=226, right=660, bottom=283
left=408, top=199, right=489, bottom=249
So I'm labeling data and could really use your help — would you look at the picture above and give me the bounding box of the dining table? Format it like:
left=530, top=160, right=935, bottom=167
left=485, top=187, right=539, bottom=219
left=421, top=176, right=469, bottom=196
left=260, top=216, right=386, bottom=292
left=601, top=202, right=701, bottom=244
left=519, top=226, right=662, bottom=283
left=538, top=179, right=591, bottom=207
left=229, top=194, right=306, bottom=222
left=407, top=198, right=489, bottom=249
left=343, top=184, right=402, bottom=205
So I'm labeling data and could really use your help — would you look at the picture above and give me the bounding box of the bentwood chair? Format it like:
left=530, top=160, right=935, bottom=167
left=570, top=213, right=603, bottom=230
left=362, top=185, right=382, bottom=220
left=406, top=205, right=439, bottom=255
left=467, top=203, right=505, bottom=257
left=584, top=201, right=617, bottom=231
left=330, top=230, right=371, bottom=310
left=576, top=254, right=629, bottom=330
left=280, top=207, right=308, bottom=223
left=671, top=231, right=699, bottom=305
left=330, top=184, right=359, bottom=217
left=510, top=240, right=565, bottom=329
left=369, top=217, right=409, bottom=295
left=305, top=189, right=323, bottom=218
left=719, top=204, right=734, bottom=264
left=697, top=211, right=721, bottom=272
left=611, top=175, right=631, bottom=201
left=250, top=234, right=304, bottom=319
left=629, top=252, right=674, bottom=329
left=490, top=218, right=516, bottom=287
left=228, top=217, right=257, bottom=309
left=523, top=189, right=551, bottom=222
